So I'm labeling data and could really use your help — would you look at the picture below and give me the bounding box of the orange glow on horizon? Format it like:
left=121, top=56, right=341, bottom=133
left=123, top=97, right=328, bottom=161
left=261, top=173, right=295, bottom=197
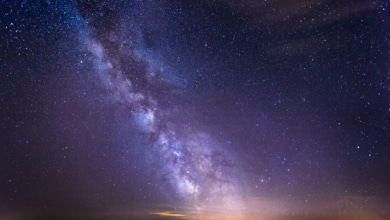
left=151, top=211, right=187, bottom=218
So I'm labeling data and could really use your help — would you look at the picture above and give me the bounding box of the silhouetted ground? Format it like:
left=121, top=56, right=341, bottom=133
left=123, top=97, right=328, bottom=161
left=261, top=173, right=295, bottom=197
left=1, top=212, right=389, bottom=220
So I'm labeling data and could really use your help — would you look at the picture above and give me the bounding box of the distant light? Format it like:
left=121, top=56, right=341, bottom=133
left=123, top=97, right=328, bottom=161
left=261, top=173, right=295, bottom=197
left=151, top=211, right=187, bottom=218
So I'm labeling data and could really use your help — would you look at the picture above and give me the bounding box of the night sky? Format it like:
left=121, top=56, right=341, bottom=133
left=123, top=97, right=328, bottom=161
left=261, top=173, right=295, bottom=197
left=1, top=0, right=390, bottom=219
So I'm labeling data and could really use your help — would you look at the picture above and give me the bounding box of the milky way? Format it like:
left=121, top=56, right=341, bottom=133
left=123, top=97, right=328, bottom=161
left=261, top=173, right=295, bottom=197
left=1, top=0, right=390, bottom=219
left=84, top=27, right=244, bottom=211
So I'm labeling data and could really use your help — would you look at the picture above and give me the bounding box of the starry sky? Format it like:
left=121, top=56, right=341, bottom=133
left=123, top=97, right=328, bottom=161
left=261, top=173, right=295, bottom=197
left=1, top=0, right=390, bottom=219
